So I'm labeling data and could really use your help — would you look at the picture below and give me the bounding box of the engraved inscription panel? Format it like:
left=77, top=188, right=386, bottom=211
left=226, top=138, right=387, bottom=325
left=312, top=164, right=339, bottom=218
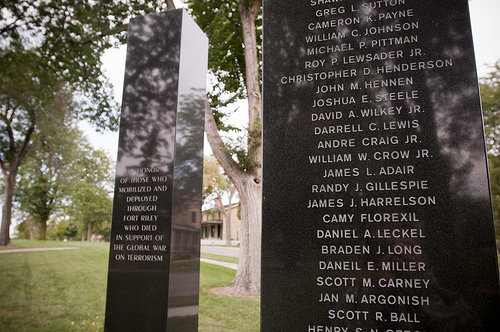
left=262, top=1, right=500, bottom=331
left=104, top=10, right=207, bottom=332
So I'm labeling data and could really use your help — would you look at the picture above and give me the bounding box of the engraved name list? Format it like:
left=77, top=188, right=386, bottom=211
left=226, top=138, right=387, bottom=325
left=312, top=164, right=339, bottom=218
left=262, top=0, right=500, bottom=331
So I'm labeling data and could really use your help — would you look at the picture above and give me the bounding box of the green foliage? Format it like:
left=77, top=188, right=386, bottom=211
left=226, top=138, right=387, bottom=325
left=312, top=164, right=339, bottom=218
left=203, top=155, right=235, bottom=202
left=0, top=49, right=65, bottom=165
left=65, top=219, right=79, bottom=238
left=1, top=0, right=169, bottom=244
left=14, top=217, right=33, bottom=240
left=14, top=126, right=75, bottom=239
left=186, top=1, right=247, bottom=97
left=65, top=140, right=113, bottom=241
left=481, top=61, right=500, bottom=156
left=186, top=0, right=262, bottom=123
left=53, top=219, right=70, bottom=240
left=481, top=62, right=500, bottom=241
left=1, top=0, right=168, bottom=131
left=13, top=126, right=114, bottom=240
left=222, top=135, right=258, bottom=171
left=488, top=155, right=500, bottom=240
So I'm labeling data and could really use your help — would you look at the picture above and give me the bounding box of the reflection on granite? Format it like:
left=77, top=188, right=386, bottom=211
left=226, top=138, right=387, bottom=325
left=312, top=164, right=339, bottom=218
left=261, top=0, right=500, bottom=331
left=104, top=10, right=207, bottom=332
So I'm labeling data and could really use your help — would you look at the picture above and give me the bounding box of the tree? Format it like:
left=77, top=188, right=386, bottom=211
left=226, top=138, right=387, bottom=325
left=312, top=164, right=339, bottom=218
left=480, top=61, right=500, bottom=156
left=15, top=149, right=61, bottom=240
left=0, top=0, right=167, bottom=245
left=13, top=125, right=114, bottom=241
left=14, top=120, right=78, bottom=240
left=0, top=50, right=63, bottom=245
left=480, top=61, right=500, bottom=242
left=487, top=155, right=500, bottom=242
left=185, top=0, right=262, bottom=295
left=14, top=215, right=36, bottom=240
left=71, top=181, right=113, bottom=241
left=203, top=156, right=238, bottom=247
left=65, top=140, right=114, bottom=241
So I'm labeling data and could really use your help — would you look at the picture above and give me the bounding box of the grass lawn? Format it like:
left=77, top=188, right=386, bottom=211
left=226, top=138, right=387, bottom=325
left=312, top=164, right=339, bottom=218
left=200, top=252, right=239, bottom=264
left=0, top=239, right=259, bottom=332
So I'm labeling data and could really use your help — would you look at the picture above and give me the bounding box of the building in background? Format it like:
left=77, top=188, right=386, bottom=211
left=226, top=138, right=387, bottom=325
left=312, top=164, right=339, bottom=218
left=201, top=202, right=240, bottom=245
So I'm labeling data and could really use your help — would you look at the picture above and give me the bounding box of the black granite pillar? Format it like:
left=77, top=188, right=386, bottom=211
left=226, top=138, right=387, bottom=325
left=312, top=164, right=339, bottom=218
left=262, top=0, right=500, bottom=331
left=104, top=9, right=207, bottom=332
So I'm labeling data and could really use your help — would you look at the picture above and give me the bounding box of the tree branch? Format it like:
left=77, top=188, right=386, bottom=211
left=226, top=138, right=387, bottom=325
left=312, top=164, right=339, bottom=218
left=251, top=0, right=262, bottom=17
left=0, top=158, right=7, bottom=180
left=65, top=22, right=128, bottom=46
left=239, top=0, right=261, bottom=18
left=238, top=0, right=262, bottom=175
left=166, top=0, right=176, bottom=10
left=65, top=34, right=93, bottom=45
left=205, top=100, right=245, bottom=184
left=15, top=127, right=44, bottom=171
left=0, top=20, right=21, bottom=36
left=239, top=0, right=249, bottom=10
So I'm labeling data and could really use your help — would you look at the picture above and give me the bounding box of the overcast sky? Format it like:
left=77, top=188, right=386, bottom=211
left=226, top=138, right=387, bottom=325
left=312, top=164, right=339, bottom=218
left=86, top=0, right=500, bottom=159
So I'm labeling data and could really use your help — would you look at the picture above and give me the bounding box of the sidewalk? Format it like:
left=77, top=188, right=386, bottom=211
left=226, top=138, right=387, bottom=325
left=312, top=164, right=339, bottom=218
left=1, top=246, right=238, bottom=270
left=0, top=247, right=79, bottom=254
left=201, top=245, right=240, bottom=258
left=200, top=258, right=237, bottom=270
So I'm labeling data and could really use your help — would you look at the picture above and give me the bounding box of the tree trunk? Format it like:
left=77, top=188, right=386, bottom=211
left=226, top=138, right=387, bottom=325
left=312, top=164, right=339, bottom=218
left=0, top=173, right=15, bottom=246
left=39, top=220, right=47, bottom=240
left=166, top=0, right=176, bottom=10
left=205, top=101, right=262, bottom=295
left=0, top=126, right=43, bottom=246
left=239, top=0, right=263, bottom=168
left=230, top=178, right=261, bottom=295
left=38, top=213, right=50, bottom=240
left=87, top=218, right=93, bottom=242
left=203, top=0, right=263, bottom=295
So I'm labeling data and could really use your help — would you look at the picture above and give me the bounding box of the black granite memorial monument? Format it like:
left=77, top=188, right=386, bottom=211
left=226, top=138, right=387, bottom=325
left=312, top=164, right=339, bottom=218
left=104, top=9, right=207, bottom=332
left=262, top=0, right=500, bottom=331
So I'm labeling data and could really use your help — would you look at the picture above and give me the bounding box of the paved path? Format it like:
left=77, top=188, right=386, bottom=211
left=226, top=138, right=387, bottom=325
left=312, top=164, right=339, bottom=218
left=200, top=258, right=237, bottom=270
left=0, top=247, right=79, bottom=254
left=201, top=245, right=240, bottom=258
left=0, top=246, right=239, bottom=271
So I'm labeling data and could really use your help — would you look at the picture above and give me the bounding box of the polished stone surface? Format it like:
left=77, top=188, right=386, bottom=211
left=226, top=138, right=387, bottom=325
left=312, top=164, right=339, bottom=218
left=261, top=0, right=500, bottom=331
left=104, top=9, right=207, bottom=332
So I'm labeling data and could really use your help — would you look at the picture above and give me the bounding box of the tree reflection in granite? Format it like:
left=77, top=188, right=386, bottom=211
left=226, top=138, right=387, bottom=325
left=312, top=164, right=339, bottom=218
left=261, top=0, right=500, bottom=331
left=105, top=10, right=207, bottom=332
